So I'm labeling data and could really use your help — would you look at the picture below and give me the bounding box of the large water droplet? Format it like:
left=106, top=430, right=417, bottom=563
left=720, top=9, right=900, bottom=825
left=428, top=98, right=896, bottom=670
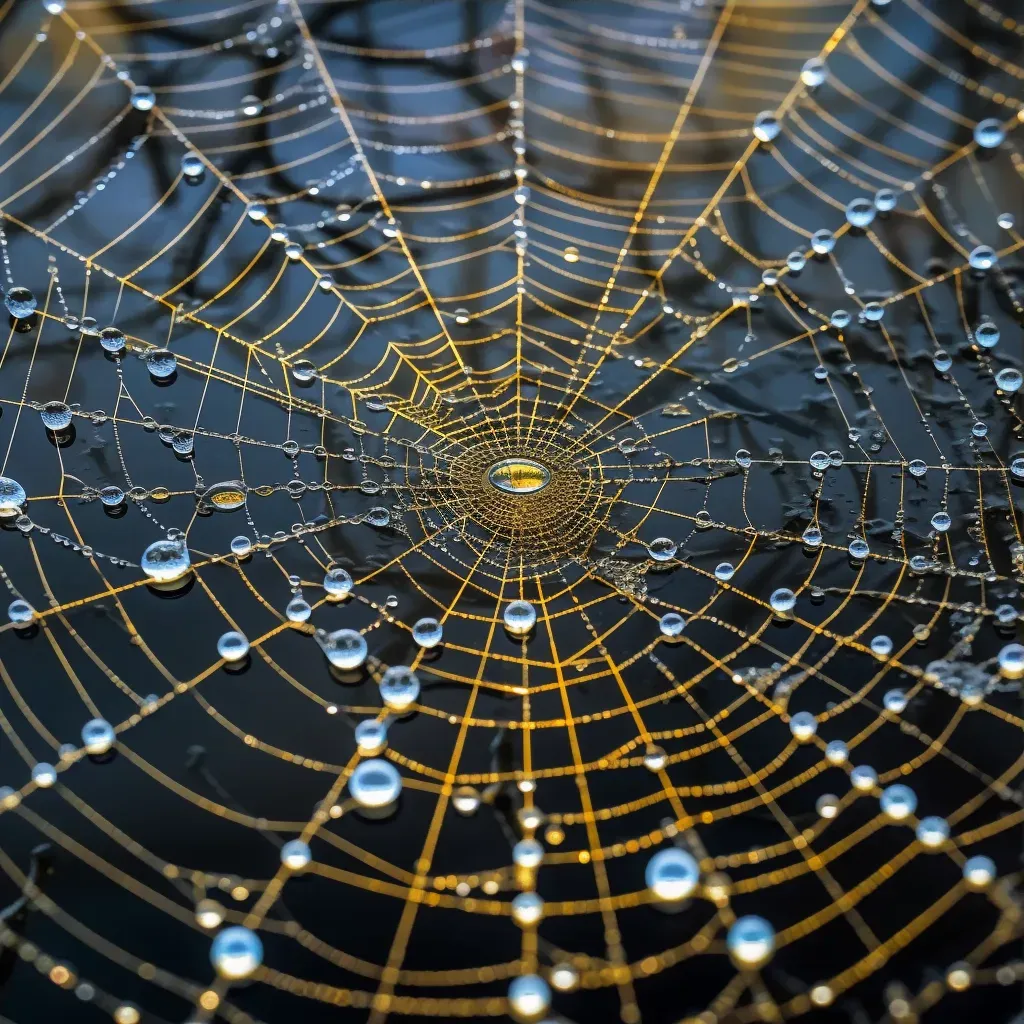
left=4, top=287, right=36, bottom=319
left=131, top=86, right=155, bottom=111
left=321, top=628, right=367, bottom=670
left=646, top=537, right=677, bottom=562
left=100, top=327, right=126, bottom=353
left=503, top=600, right=537, bottom=636
left=40, top=401, right=72, bottom=431
left=752, top=111, right=780, bottom=142
left=349, top=758, right=401, bottom=808
left=412, top=617, right=443, bottom=648
left=380, top=666, right=419, bottom=711
left=324, top=567, right=353, bottom=600
left=0, top=477, right=27, bottom=517
left=147, top=349, right=177, bottom=378
left=974, top=118, right=1005, bottom=149
left=202, top=481, right=246, bottom=512
left=140, top=537, right=190, bottom=583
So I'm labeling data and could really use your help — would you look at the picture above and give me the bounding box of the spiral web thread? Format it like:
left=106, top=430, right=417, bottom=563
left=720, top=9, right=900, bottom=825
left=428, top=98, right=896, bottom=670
left=0, top=0, right=1022, bottom=1022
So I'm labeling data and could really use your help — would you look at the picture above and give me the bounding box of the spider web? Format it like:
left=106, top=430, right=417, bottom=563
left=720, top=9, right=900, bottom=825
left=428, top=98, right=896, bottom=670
left=0, top=0, right=1021, bottom=1022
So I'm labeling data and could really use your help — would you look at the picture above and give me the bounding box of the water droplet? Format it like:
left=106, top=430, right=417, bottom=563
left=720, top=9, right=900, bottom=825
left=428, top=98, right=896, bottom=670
left=280, top=839, right=311, bottom=871
left=380, top=665, right=419, bottom=711
left=810, top=229, right=835, bottom=255
left=324, top=567, right=353, bottom=600
left=210, top=927, right=262, bottom=980
left=753, top=111, right=780, bottom=142
left=848, top=537, right=869, bottom=560
left=870, top=634, right=893, bottom=658
left=789, top=711, right=817, bottom=741
left=802, top=525, right=822, bottom=547
left=349, top=758, right=401, bottom=808
left=100, top=485, right=124, bottom=507
left=181, top=153, right=204, bottom=179
left=230, top=535, right=252, bottom=557
left=974, top=118, right=1005, bottom=149
left=289, top=358, right=317, bottom=384
left=998, top=642, right=1024, bottom=678
left=659, top=612, right=685, bottom=637
left=172, top=431, right=194, bottom=456
left=451, top=785, right=480, bottom=815
left=81, top=717, right=115, bottom=755
left=503, top=600, right=536, bottom=636
left=727, top=916, right=775, bottom=967
left=147, top=348, right=177, bottom=378
left=217, top=631, right=249, bottom=662
left=40, top=401, right=72, bottom=431
left=646, top=536, right=677, bottom=562
left=994, top=604, right=1017, bottom=626
left=969, top=245, right=996, bottom=270
left=4, top=287, right=36, bottom=319
left=975, top=321, right=1000, bottom=348
left=845, top=198, right=876, bottom=228
left=874, top=188, right=897, bottom=212
left=286, top=596, right=311, bottom=622
left=995, top=367, right=1022, bottom=393
left=646, top=847, right=699, bottom=901
left=963, top=855, right=996, bottom=888
left=916, top=816, right=949, bottom=848
left=140, top=537, right=190, bottom=583
left=643, top=744, right=667, bottom=771
left=130, top=86, right=155, bottom=111
left=202, top=481, right=246, bottom=512
left=355, top=719, right=387, bottom=756
left=321, top=628, right=367, bottom=670
left=883, top=689, right=907, bottom=712
left=412, top=617, right=443, bottom=648
left=100, top=326, right=126, bottom=353
left=7, top=599, right=34, bottom=624
left=817, top=793, right=840, bottom=818
left=879, top=783, right=916, bottom=820
left=825, top=740, right=848, bottom=764
left=800, top=58, right=828, bottom=88
left=508, top=975, right=550, bottom=1021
